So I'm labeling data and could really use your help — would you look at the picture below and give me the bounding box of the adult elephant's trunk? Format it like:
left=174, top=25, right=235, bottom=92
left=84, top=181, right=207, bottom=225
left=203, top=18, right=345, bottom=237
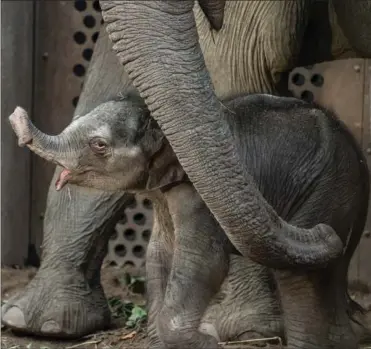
left=100, top=0, right=343, bottom=269
left=9, top=106, right=79, bottom=169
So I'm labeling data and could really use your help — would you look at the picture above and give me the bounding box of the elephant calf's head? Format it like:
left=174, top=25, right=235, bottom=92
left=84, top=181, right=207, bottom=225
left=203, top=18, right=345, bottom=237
left=9, top=91, right=186, bottom=192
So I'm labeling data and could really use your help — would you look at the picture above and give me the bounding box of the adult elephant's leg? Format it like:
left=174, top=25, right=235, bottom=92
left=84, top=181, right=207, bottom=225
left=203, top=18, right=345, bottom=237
left=194, top=1, right=308, bottom=98
left=1, top=27, right=135, bottom=338
left=202, top=254, right=283, bottom=342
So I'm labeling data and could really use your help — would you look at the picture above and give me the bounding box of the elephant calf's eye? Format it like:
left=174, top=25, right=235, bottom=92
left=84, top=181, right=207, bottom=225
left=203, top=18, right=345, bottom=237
left=89, top=138, right=109, bottom=155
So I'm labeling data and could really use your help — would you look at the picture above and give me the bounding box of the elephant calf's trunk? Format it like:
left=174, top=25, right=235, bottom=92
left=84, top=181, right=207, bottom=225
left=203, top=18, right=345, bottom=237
left=8, top=106, right=72, bottom=165
left=9, top=107, right=34, bottom=147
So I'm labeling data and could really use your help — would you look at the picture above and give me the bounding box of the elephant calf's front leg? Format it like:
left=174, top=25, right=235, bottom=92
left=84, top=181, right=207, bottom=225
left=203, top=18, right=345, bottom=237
left=146, top=218, right=172, bottom=349
left=157, top=185, right=229, bottom=349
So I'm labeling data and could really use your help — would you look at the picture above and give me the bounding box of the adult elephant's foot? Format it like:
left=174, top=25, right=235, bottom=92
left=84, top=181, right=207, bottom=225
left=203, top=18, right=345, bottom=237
left=1, top=169, right=132, bottom=338
left=1, top=268, right=110, bottom=338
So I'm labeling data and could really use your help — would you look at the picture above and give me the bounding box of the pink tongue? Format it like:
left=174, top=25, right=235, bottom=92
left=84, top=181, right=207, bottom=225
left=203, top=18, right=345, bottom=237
left=55, top=169, right=71, bottom=191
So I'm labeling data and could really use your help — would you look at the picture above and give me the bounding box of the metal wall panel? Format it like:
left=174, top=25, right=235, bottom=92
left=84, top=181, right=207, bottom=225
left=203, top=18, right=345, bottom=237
left=1, top=1, right=34, bottom=266
left=359, top=59, right=371, bottom=288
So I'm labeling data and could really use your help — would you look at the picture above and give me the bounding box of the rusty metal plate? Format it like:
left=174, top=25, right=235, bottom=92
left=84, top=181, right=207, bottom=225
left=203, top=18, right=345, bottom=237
left=289, top=59, right=365, bottom=144
left=358, top=59, right=371, bottom=288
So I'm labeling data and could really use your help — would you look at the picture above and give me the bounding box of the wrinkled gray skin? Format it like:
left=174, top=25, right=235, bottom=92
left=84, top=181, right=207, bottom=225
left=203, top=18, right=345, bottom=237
left=8, top=89, right=370, bottom=349
left=3, top=0, right=371, bottom=344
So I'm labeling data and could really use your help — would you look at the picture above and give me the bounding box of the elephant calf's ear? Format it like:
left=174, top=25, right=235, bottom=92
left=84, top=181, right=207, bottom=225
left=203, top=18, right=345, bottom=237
left=146, top=164, right=186, bottom=191
left=141, top=127, right=164, bottom=155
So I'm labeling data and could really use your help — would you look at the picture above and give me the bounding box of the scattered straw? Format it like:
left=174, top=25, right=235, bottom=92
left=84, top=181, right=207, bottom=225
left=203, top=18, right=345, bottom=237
left=219, top=336, right=283, bottom=348
left=66, top=340, right=101, bottom=349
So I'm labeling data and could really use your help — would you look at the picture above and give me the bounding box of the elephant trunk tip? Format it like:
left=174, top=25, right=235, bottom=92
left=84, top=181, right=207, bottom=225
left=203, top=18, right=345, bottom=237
left=9, top=106, right=33, bottom=147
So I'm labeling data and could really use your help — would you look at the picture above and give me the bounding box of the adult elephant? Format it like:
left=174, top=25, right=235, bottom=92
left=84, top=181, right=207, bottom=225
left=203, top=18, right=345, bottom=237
left=2, top=0, right=371, bottom=344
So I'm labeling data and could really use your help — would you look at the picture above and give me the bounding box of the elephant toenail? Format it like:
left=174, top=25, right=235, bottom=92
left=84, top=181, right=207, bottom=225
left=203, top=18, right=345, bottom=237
left=41, top=320, right=62, bottom=334
left=199, top=322, right=220, bottom=342
left=2, top=307, right=26, bottom=328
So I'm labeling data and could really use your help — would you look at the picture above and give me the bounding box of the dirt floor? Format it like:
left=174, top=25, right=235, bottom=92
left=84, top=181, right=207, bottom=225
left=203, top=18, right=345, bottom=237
left=2, top=266, right=371, bottom=349
left=1, top=265, right=148, bottom=349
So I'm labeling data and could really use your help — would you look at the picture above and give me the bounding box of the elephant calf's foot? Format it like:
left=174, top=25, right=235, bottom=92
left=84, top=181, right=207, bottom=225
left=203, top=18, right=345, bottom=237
left=161, top=332, right=220, bottom=349
left=1, top=269, right=111, bottom=338
left=157, top=319, right=220, bottom=349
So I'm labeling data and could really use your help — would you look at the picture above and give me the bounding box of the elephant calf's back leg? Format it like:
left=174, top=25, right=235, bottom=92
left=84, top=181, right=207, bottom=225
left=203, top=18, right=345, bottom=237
left=275, top=268, right=356, bottom=349
left=202, top=255, right=283, bottom=342
left=276, top=185, right=363, bottom=348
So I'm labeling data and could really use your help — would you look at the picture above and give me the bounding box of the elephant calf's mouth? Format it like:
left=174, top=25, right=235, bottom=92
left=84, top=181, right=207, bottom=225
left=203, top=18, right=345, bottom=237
left=55, top=168, right=72, bottom=191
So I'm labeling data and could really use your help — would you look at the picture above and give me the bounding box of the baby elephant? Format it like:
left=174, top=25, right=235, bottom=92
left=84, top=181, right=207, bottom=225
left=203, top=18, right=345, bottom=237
left=9, top=90, right=369, bottom=349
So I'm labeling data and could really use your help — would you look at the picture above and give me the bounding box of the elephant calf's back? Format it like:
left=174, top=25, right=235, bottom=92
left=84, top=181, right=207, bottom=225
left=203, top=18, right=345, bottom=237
left=225, top=94, right=368, bottom=240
